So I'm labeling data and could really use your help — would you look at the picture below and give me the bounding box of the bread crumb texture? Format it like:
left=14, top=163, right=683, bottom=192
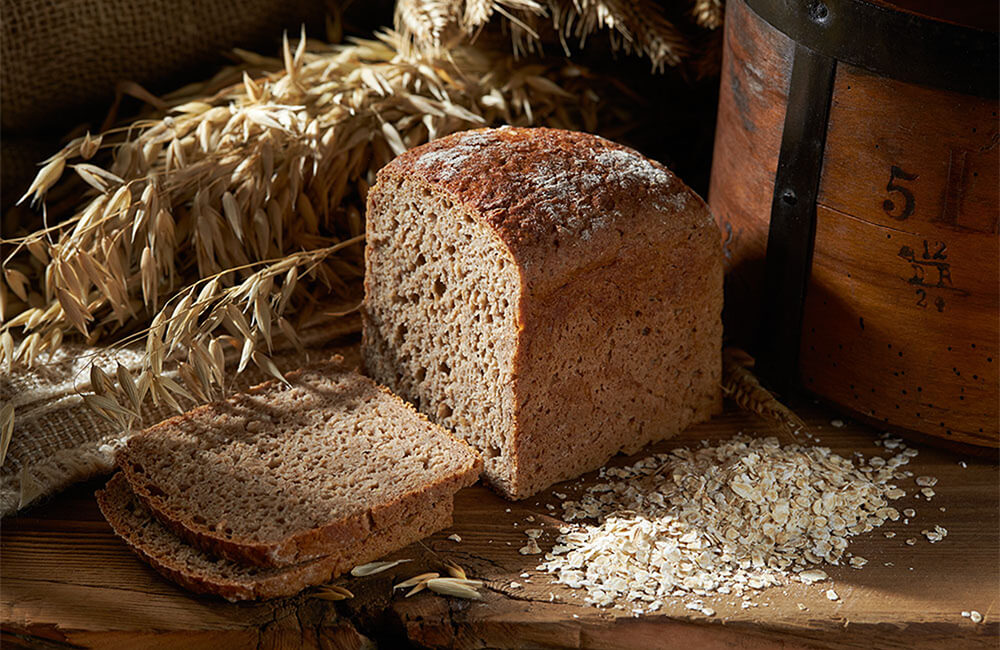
left=118, top=360, right=480, bottom=567
left=363, top=127, right=723, bottom=499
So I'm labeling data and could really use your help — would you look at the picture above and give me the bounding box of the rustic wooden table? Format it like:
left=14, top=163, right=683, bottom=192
left=2, top=404, right=997, bottom=649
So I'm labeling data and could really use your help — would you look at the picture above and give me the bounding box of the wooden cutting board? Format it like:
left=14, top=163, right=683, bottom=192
left=2, top=404, right=997, bottom=649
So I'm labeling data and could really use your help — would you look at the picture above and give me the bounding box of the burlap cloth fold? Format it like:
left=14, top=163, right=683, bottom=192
left=1, top=316, right=361, bottom=517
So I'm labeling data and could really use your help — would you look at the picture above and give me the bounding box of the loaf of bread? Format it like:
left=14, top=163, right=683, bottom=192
left=363, top=127, right=722, bottom=500
left=97, top=473, right=451, bottom=601
left=116, top=358, right=481, bottom=567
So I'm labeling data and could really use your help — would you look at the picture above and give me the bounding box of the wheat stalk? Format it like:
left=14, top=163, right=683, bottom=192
left=721, top=347, right=807, bottom=434
left=2, top=29, right=627, bottom=425
left=395, top=0, right=714, bottom=72
left=692, top=0, right=724, bottom=29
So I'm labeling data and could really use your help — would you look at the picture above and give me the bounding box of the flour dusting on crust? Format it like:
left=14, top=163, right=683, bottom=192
left=410, top=128, right=686, bottom=238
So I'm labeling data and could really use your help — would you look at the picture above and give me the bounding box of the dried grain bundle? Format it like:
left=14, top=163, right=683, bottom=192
left=395, top=0, right=717, bottom=71
left=2, top=29, right=624, bottom=419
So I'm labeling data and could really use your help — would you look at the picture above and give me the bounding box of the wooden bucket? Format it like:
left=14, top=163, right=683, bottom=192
left=709, top=0, right=999, bottom=447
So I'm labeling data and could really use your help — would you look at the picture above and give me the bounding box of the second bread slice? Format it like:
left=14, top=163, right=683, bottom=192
left=98, top=473, right=451, bottom=601
left=117, top=357, right=481, bottom=567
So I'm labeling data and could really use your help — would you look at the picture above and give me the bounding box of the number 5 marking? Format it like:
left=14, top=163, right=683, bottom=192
left=882, top=165, right=918, bottom=220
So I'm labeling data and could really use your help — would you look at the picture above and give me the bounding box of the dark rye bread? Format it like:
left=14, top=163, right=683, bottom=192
left=363, top=127, right=723, bottom=500
left=117, top=358, right=481, bottom=567
left=97, top=473, right=451, bottom=601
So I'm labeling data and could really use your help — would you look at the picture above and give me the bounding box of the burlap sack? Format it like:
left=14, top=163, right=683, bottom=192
left=1, top=316, right=361, bottom=517
left=1, top=0, right=330, bottom=133
left=0, top=0, right=331, bottom=212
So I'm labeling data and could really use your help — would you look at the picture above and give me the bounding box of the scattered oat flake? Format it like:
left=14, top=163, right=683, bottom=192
left=903, top=508, right=916, bottom=517
left=539, top=435, right=916, bottom=611
left=519, top=539, right=542, bottom=555
left=920, top=487, right=935, bottom=498
left=971, top=611, right=984, bottom=623
left=884, top=531, right=896, bottom=538
left=826, top=589, right=839, bottom=601
left=849, top=556, right=868, bottom=568
left=915, top=476, right=938, bottom=487
left=905, top=538, right=917, bottom=546
left=447, top=534, right=462, bottom=543
left=509, top=582, right=522, bottom=589
left=798, top=569, right=828, bottom=584
left=830, top=419, right=845, bottom=428
left=958, top=461, right=967, bottom=468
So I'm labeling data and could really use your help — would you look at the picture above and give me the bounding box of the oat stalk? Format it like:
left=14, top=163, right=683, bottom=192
left=2, top=29, right=628, bottom=423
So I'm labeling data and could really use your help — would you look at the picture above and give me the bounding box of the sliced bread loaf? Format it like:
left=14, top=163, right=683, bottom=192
left=363, top=127, right=723, bottom=499
left=97, top=473, right=451, bottom=601
left=117, top=357, right=481, bottom=567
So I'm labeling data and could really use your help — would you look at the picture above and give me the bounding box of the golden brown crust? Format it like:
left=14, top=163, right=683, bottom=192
left=116, top=358, right=481, bottom=567
left=379, top=127, right=713, bottom=297
left=374, top=127, right=723, bottom=499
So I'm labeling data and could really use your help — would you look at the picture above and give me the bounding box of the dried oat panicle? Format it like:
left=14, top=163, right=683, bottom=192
left=2, top=29, right=628, bottom=429
left=540, top=435, right=921, bottom=612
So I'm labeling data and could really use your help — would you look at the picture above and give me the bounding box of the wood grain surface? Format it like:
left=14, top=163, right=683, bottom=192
left=2, top=401, right=997, bottom=649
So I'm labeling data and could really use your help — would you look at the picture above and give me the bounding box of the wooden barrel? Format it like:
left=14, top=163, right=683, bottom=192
left=709, top=0, right=999, bottom=447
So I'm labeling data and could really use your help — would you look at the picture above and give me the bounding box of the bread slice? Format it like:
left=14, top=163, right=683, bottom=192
left=117, top=357, right=481, bottom=567
left=363, top=127, right=723, bottom=499
left=97, top=473, right=451, bottom=601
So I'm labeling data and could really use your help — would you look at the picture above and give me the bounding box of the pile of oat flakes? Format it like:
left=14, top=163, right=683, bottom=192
left=532, top=432, right=943, bottom=615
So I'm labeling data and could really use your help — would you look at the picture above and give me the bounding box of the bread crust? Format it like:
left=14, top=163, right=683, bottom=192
left=117, top=358, right=482, bottom=567
left=372, top=127, right=723, bottom=499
